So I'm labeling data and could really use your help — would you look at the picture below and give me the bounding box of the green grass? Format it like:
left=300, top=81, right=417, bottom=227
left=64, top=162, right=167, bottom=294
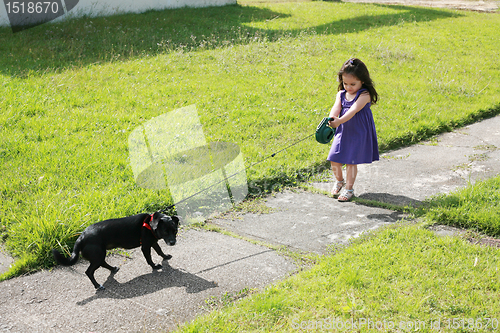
left=1, top=2, right=500, bottom=276
left=178, top=224, right=500, bottom=332
left=424, top=175, right=500, bottom=237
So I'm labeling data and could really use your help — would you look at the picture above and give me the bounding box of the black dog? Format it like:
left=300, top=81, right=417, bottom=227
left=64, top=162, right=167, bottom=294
left=52, top=212, right=179, bottom=290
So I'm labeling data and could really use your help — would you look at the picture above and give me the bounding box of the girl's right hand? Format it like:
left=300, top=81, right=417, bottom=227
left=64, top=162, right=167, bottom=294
left=328, top=116, right=340, bottom=128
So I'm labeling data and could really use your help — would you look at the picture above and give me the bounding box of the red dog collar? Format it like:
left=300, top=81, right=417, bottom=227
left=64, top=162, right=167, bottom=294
left=142, top=214, right=157, bottom=238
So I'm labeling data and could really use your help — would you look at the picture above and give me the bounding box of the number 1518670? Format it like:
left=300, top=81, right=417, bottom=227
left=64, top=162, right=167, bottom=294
left=5, top=2, right=60, bottom=14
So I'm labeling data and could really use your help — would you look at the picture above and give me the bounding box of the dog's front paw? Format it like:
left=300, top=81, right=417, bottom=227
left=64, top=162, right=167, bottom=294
left=153, top=264, right=162, bottom=270
left=162, top=254, right=172, bottom=260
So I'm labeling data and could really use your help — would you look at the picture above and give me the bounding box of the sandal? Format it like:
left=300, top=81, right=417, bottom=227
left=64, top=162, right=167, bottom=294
left=338, top=189, right=354, bottom=202
left=331, top=180, right=345, bottom=198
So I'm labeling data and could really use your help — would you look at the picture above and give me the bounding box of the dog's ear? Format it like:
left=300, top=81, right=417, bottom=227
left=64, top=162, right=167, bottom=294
left=150, top=212, right=161, bottom=230
left=171, top=216, right=179, bottom=227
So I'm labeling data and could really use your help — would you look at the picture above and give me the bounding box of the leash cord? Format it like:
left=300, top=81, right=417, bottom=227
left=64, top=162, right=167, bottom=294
left=159, top=132, right=315, bottom=213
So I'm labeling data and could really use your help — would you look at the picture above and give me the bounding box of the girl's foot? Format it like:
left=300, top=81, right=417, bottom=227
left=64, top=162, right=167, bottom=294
left=331, top=180, right=345, bottom=198
left=338, top=189, right=354, bottom=202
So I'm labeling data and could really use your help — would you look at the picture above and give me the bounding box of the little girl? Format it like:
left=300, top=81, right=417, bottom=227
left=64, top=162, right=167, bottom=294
left=327, top=58, right=379, bottom=202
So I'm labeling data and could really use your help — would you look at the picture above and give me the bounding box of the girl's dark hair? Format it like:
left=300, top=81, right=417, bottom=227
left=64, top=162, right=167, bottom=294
left=337, top=58, right=378, bottom=104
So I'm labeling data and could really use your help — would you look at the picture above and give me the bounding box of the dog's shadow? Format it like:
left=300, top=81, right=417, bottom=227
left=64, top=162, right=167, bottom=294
left=77, top=260, right=217, bottom=306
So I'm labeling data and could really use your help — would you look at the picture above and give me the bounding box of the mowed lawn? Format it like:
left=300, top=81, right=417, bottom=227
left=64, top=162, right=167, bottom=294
left=0, top=0, right=499, bottom=312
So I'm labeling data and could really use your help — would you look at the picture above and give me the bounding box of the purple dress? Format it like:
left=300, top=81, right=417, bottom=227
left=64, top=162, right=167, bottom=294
left=327, top=88, right=379, bottom=164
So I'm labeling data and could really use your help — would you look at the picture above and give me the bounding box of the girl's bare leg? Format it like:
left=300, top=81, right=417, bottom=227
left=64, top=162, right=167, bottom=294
left=330, top=162, right=345, bottom=196
left=330, top=162, right=344, bottom=182
left=345, top=164, right=358, bottom=190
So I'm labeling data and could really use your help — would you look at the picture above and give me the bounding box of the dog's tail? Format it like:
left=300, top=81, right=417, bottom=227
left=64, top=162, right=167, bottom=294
left=52, top=237, right=83, bottom=266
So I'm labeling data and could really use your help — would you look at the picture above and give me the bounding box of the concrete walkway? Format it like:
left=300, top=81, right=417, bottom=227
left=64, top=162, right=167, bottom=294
left=0, top=230, right=296, bottom=332
left=1, top=115, right=499, bottom=332
left=213, top=115, right=500, bottom=253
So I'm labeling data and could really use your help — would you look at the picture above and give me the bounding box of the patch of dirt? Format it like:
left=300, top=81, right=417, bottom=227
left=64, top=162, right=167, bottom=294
left=469, top=237, right=500, bottom=248
left=430, top=224, right=500, bottom=249
left=343, top=0, right=499, bottom=12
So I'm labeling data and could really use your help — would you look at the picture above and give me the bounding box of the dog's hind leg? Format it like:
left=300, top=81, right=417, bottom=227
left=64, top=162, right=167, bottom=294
left=101, top=260, right=120, bottom=274
left=82, top=245, right=107, bottom=290
left=85, top=262, right=104, bottom=290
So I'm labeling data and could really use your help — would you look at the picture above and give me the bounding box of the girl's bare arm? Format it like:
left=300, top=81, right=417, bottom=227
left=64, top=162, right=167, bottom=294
left=329, top=91, right=370, bottom=128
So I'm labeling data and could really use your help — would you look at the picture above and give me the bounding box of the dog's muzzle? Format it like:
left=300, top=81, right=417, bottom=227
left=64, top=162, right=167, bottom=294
left=165, top=239, right=176, bottom=246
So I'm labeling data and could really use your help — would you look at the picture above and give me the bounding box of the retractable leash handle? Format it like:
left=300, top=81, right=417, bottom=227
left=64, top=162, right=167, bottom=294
left=315, top=117, right=336, bottom=144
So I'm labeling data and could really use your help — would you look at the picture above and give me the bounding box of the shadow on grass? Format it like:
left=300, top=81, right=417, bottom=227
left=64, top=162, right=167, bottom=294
left=0, top=3, right=461, bottom=77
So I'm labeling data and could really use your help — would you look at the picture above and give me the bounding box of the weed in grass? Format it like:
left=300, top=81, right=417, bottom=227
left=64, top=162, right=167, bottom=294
left=107, top=248, right=132, bottom=258
left=381, top=153, right=411, bottom=160
left=452, top=151, right=491, bottom=174
left=468, top=152, right=489, bottom=162
left=203, top=287, right=255, bottom=312
left=474, top=144, right=498, bottom=151
left=213, top=196, right=277, bottom=220
left=421, top=136, right=440, bottom=146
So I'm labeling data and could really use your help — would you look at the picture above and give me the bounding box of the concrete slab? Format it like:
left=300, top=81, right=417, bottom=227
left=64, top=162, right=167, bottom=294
left=0, top=245, right=14, bottom=277
left=0, top=229, right=296, bottom=333
left=211, top=190, right=406, bottom=254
